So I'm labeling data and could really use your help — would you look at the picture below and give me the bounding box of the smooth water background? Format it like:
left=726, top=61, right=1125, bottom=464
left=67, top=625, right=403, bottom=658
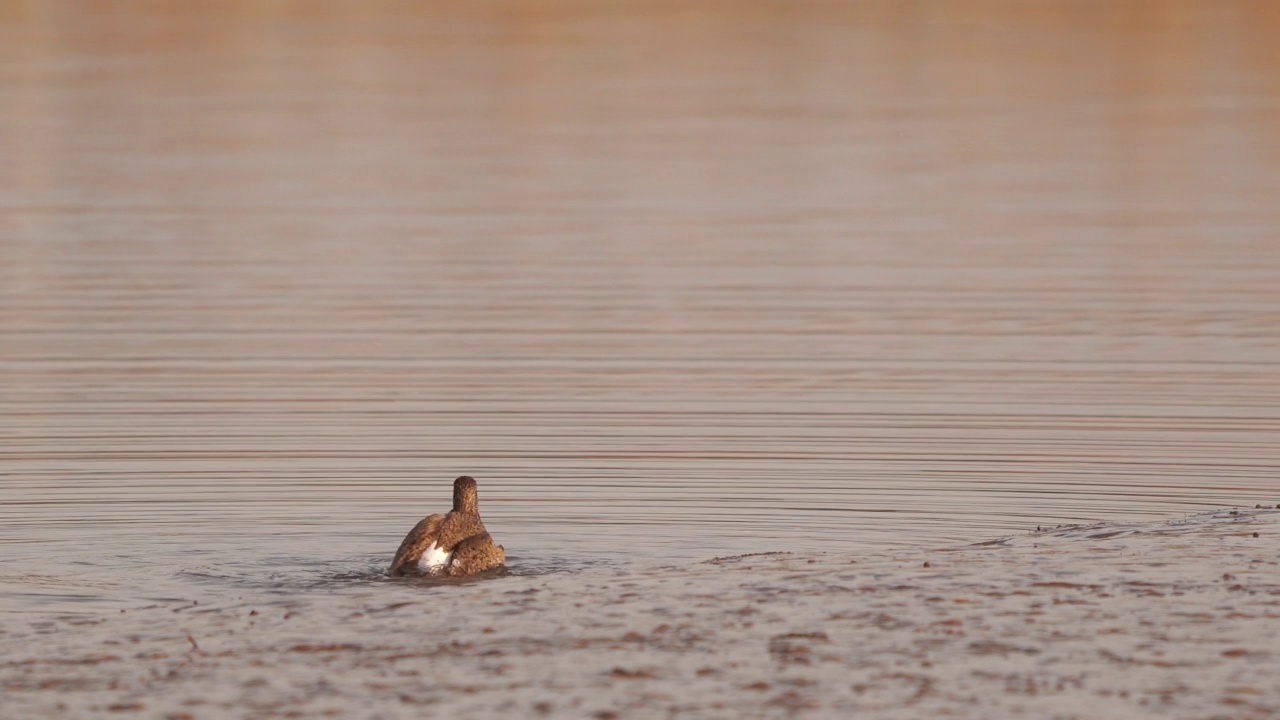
left=1, top=1, right=1278, bottom=613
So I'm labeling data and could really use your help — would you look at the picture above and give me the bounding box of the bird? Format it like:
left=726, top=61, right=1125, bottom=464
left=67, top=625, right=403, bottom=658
left=389, top=475, right=506, bottom=577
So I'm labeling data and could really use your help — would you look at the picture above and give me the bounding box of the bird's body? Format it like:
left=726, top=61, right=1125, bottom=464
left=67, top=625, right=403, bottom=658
left=389, top=476, right=505, bottom=577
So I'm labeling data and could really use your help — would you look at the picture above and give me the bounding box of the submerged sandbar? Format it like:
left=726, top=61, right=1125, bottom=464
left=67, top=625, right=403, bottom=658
left=2, top=508, right=1276, bottom=718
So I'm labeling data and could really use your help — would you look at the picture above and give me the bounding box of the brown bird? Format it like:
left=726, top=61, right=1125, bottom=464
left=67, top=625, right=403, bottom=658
left=389, top=476, right=506, bottom=577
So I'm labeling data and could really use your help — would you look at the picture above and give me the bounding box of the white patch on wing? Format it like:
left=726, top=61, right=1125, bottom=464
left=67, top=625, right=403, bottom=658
left=417, top=542, right=452, bottom=575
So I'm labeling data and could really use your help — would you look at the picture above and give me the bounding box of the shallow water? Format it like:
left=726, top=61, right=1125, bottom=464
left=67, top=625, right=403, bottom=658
left=2, top=0, right=1279, bottom=630
left=3, top=509, right=1277, bottom=719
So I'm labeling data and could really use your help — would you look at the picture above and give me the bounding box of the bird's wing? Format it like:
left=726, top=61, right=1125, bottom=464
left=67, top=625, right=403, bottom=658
left=434, top=511, right=488, bottom=553
left=388, top=513, right=445, bottom=576
left=447, top=532, right=505, bottom=576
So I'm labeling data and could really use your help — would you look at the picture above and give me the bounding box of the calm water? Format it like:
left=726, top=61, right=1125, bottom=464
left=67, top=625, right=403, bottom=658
left=1, top=1, right=1278, bottom=613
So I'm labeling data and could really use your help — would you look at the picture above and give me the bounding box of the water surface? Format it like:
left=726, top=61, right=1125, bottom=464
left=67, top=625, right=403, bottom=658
left=1, top=0, right=1278, bottom=615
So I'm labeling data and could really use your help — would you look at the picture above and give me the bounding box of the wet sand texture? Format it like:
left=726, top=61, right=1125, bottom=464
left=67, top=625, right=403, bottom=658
left=2, top=508, right=1276, bottom=719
